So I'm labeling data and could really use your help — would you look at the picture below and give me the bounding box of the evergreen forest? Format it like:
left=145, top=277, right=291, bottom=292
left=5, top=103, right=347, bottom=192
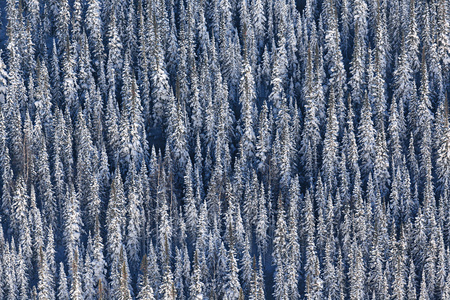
left=0, top=0, right=449, bottom=299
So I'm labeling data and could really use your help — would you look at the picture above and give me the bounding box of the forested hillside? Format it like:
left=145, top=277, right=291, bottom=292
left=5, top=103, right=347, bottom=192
left=0, top=0, right=449, bottom=299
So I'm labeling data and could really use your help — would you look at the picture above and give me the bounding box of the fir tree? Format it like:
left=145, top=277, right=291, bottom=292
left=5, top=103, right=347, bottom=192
left=358, top=92, right=376, bottom=182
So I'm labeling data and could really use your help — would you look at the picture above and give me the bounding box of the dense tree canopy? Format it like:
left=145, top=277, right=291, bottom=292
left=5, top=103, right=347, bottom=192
left=0, top=0, right=449, bottom=299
